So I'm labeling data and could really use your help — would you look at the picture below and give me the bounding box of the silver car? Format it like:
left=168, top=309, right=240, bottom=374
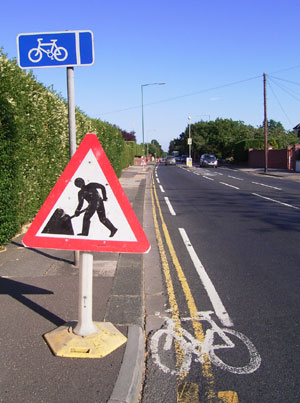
left=200, top=154, right=218, bottom=168
left=165, top=156, right=176, bottom=165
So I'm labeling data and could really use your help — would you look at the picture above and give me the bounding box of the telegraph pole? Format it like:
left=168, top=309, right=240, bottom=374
left=263, top=72, right=268, bottom=173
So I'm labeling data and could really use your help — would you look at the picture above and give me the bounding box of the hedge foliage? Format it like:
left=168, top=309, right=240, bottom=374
left=0, top=51, right=138, bottom=245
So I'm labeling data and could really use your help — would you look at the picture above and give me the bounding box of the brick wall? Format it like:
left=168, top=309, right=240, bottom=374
left=248, top=145, right=300, bottom=170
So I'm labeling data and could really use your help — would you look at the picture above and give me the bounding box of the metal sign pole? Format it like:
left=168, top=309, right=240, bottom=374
left=67, top=66, right=80, bottom=267
left=73, top=252, right=98, bottom=336
left=67, top=66, right=76, bottom=157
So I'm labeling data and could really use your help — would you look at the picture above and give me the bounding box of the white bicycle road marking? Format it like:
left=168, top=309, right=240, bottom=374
left=252, top=181, right=282, bottom=191
left=164, top=197, right=176, bottom=216
left=252, top=193, right=300, bottom=210
left=151, top=311, right=261, bottom=376
left=179, top=228, right=233, bottom=327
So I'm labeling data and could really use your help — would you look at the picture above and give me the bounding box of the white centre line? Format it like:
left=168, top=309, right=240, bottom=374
left=179, top=228, right=233, bottom=327
left=252, top=193, right=300, bottom=210
left=220, top=182, right=240, bottom=190
left=228, top=175, right=244, bottom=181
left=164, top=197, right=176, bottom=215
left=252, top=181, right=282, bottom=191
left=159, top=185, right=165, bottom=193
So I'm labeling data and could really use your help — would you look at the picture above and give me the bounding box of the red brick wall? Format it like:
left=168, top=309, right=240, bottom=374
left=248, top=145, right=300, bottom=170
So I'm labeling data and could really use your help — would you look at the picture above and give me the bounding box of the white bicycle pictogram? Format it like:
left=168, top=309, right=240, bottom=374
left=150, top=311, right=261, bottom=376
left=28, top=38, right=68, bottom=63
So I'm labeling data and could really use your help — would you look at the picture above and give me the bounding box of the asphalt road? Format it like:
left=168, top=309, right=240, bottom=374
left=142, top=163, right=300, bottom=403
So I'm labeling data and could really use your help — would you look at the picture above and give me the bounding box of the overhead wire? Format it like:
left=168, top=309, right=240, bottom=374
left=101, top=74, right=261, bottom=116
left=101, top=64, right=300, bottom=118
left=268, top=75, right=300, bottom=102
left=267, top=77, right=292, bottom=124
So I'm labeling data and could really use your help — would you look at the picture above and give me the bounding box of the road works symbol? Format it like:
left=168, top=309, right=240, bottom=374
left=151, top=311, right=261, bottom=376
left=23, top=133, right=150, bottom=253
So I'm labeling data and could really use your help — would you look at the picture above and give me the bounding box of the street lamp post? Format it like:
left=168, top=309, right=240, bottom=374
left=188, top=116, right=192, bottom=159
left=141, top=82, right=166, bottom=155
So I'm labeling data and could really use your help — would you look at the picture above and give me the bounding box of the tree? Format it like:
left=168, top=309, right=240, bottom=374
left=146, top=139, right=164, bottom=158
left=168, top=118, right=297, bottom=163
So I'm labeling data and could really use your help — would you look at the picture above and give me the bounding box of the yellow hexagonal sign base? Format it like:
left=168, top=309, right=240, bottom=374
left=44, top=321, right=127, bottom=358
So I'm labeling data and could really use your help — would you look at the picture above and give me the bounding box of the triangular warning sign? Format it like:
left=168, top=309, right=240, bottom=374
left=22, top=133, right=151, bottom=253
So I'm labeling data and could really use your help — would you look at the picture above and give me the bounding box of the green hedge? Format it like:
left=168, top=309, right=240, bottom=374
left=0, top=51, right=135, bottom=245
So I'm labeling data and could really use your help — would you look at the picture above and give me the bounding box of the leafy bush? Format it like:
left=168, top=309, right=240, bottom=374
left=0, top=51, right=134, bottom=245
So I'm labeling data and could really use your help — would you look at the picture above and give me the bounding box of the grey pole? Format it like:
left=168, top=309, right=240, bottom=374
left=188, top=116, right=191, bottom=159
left=67, top=67, right=76, bottom=158
left=67, top=66, right=80, bottom=266
left=141, top=85, right=145, bottom=156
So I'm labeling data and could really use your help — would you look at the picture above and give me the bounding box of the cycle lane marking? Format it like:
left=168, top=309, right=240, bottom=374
left=178, top=228, right=233, bottom=328
left=151, top=176, right=217, bottom=401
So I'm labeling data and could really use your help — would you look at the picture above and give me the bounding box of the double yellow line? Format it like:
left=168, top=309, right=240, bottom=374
left=150, top=174, right=238, bottom=403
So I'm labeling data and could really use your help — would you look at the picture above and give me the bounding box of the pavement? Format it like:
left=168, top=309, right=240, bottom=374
left=227, top=165, right=300, bottom=181
left=0, top=162, right=166, bottom=403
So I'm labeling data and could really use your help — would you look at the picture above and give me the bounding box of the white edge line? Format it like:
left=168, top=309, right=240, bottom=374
left=178, top=228, right=233, bottom=327
left=252, top=193, right=300, bottom=210
left=164, top=197, right=176, bottom=216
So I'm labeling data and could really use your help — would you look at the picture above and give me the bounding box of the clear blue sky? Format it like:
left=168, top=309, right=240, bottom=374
left=2, top=0, right=300, bottom=151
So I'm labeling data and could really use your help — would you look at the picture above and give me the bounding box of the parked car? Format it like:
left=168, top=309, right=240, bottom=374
left=200, top=154, right=218, bottom=168
left=165, top=156, right=176, bottom=165
left=180, top=154, right=189, bottom=163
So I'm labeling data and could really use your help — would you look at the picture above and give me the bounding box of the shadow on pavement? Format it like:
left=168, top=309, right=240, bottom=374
left=11, top=240, right=74, bottom=265
left=0, top=277, right=65, bottom=326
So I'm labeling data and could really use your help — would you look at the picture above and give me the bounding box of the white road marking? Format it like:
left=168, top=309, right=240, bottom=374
left=228, top=175, right=244, bottom=181
left=164, top=197, right=176, bottom=216
left=178, top=228, right=233, bottom=327
left=220, top=182, right=240, bottom=190
left=252, top=181, right=282, bottom=191
left=156, top=178, right=160, bottom=184
left=159, top=185, right=165, bottom=193
left=252, top=193, right=300, bottom=210
left=203, top=176, right=214, bottom=181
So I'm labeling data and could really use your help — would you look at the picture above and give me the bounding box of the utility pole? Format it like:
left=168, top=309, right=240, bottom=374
left=263, top=72, right=268, bottom=173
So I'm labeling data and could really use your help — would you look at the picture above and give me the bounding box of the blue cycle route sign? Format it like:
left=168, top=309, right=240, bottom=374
left=17, top=30, right=94, bottom=69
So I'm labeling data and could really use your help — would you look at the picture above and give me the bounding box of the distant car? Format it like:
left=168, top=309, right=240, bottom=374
left=200, top=154, right=218, bottom=168
left=180, top=154, right=189, bottom=163
left=165, top=156, right=176, bottom=165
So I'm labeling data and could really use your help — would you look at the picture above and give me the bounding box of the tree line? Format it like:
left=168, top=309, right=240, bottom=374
left=168, top=118, right=299, bottom=163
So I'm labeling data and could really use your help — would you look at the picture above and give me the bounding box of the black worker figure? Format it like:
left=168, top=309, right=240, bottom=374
left=74, top=177, right=118, bottom=237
